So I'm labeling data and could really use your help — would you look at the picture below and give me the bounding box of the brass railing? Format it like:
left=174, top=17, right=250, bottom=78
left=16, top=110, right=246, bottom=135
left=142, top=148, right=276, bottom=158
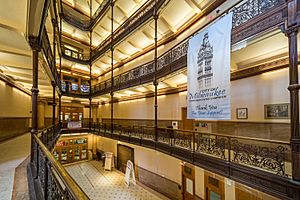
left=90, top=122, right=291, bottom=177
left=31, top=125, right=90, bottom=200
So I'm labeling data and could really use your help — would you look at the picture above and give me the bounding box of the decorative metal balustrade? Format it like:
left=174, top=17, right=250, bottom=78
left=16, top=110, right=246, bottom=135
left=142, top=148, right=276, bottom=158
left=87, top=0, right=285, bottom=97
left=39, top=124, right=62, bottom=150
left=90, top=39, right=188, bottom=96
left=89, top=123, right=291, bottom=177
left=60, top=0, right=111, bottom=31
left=41, top=28, right=61, bottom=89
left=61, top=46, right=90, bottom=64
left=31, top=125, right=89, bottom=200
left=230, top=0, right=283, bottom=28
left=60, top=0, right=284, bottom=68
left=90, top=0, right=167, bottom=62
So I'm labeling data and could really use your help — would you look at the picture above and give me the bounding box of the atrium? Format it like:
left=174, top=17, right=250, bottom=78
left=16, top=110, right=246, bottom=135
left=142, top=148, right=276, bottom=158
left=0, top=0, right=300, bottom=199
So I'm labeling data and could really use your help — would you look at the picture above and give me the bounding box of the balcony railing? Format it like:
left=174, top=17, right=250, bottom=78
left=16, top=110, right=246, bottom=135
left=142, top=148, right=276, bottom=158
left=30, top=124, right=89, bottom=200
left=61, top=46, right=90, bottom=64
left=41, top=28, right=61, bottom=88
left=90, top=37, right=188, bottom=96
left=60, top=0, right=284, bottom=66
left=91, top=123, right=291, bottom=177
left=31, top=121, right=296, bottom=199
left=90, top=0, right=167, bottom=62
left=60, top=0, right=111, bottom=31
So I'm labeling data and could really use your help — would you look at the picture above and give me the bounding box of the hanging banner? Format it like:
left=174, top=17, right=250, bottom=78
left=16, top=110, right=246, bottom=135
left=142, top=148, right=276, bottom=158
left=187, top=13, right=233, bottom=120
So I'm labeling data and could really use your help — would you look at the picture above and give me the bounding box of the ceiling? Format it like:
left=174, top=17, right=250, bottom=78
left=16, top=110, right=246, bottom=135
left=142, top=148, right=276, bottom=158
left=0, top=0, right=294, bottom=104
left=0, top=0, right=54, bottom=98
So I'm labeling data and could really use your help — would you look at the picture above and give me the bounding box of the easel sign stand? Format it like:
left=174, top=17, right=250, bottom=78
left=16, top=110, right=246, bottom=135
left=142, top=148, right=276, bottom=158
left=104, top=152, right=114, bottom=171
left=124, top=160, right=136, bottom=187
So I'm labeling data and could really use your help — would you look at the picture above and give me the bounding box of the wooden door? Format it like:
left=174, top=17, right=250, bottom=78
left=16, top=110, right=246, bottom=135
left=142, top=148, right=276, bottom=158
left=182, top=164, right=195, bottom=200
left=117, top=144, right=134, bottom=173
left=205, top=173, right=224, bottom=200
left=182, top=107, right=194, bottom=130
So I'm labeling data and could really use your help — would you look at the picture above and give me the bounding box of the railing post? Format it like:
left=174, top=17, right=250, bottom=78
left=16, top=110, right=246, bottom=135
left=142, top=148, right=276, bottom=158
left=192, top=132, right=195, bottom=152
left=228, top=137, right=231, bottom=163
left=51, top=81, right=56, bottom=143
left=35, top=146, right=39, bottom=179
left=44, top=157, right=48, bottom=200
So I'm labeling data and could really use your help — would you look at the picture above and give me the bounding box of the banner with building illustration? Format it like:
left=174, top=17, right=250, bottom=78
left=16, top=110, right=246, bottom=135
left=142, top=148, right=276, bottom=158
left=187, top=13, right=233, bottom=120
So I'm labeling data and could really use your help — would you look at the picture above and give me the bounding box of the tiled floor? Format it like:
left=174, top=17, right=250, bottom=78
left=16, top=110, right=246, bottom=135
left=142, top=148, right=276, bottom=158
left=65, top=161, right=165, bottom=200
left=0, top=133, right=30, bottom=200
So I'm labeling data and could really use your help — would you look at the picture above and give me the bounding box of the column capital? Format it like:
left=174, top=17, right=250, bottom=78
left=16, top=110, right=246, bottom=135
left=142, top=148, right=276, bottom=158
left=28, top=35, right=41, bottom=51
left=31, top=87, right=39, bottom=94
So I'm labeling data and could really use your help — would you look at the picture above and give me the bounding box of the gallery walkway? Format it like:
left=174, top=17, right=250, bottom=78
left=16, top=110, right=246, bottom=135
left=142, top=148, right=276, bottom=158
left=0, top=133, right=30, bottom=200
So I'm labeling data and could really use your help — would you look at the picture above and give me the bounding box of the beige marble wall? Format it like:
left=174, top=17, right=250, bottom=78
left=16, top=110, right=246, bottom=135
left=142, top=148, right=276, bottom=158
left=0, top=80, right=31, bottom=142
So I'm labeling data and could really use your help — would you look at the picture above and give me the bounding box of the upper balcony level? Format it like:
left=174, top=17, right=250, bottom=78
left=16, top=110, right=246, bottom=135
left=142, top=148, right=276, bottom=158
left=57, top=0, right=286, bottom=93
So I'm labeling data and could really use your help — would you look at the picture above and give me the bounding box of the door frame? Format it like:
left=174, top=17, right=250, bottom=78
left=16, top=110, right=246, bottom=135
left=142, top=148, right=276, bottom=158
left=182, top=163, right=195, bottom=200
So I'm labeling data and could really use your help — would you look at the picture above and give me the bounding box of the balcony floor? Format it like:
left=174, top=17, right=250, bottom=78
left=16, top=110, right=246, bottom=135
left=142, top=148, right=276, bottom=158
left=65, top=161, right=167, bottom=200
left=0, top=133, right=30, bottom=200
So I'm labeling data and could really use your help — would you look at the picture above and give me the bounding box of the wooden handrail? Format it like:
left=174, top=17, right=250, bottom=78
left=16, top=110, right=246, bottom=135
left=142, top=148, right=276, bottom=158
left=33, top=134, right=90, bottom=200
left=100, top=122, right=290, bottom=145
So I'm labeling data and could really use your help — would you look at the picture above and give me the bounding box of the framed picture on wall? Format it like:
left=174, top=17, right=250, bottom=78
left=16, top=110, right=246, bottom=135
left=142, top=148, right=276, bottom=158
left=264, top=103, right=290, bottom=119
left=236, top=108, right=248, bottom=119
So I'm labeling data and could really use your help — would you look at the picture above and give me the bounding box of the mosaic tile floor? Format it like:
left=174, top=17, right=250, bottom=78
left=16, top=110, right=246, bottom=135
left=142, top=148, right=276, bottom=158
left=65, top=161, right=164, bottom=200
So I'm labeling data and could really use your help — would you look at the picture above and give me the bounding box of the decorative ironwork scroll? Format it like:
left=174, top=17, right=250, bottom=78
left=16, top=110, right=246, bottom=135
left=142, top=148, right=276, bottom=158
left=195, top=134, right=227, bottom=159
left=231, top=139, right=287, bottom=176
left=231, top=0, right=281, bottom=28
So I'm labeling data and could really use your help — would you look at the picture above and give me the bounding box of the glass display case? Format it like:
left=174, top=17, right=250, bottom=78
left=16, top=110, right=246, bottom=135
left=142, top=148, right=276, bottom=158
left=53, top=136, right=88, bottom=164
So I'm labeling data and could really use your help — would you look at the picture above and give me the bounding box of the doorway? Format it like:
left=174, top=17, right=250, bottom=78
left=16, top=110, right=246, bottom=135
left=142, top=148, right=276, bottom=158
left=182, top=107, right=194, bottom=130
left=182, top=164, right=195, bottom=200
left=117, top=144, right=134, bottom=173
left=205, top=173, right=224, bottom=200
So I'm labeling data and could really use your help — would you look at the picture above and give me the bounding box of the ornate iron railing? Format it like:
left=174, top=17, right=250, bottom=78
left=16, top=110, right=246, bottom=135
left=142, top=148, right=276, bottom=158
left=90, top=0, right=167, bottom=62
left=41, top=28, right=61, bottom=88
left=39, top=124, right=61, bottom=150
left=61, top=46, right=90, bottom=63
left=90, top=122, right=291, bottom=176
left=31, top=127, right=90, bottom=200
left=60, top=0, right=284, bottom=66
left=230, top=0, right=283, bottom=28
left=60, top=0, right=111, bottom=31
left=88, top=0, right=285, bottom=97
left=90, top=38, right=188, bottom=96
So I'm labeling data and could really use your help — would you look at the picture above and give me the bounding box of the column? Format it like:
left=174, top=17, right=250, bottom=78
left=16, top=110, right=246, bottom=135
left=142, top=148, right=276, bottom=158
left=89, top=0, right=93, bottom=130
left=52, top=81, right=56, bottom=127
left=59, top=15, right=62, bottom=126
left=29, top=36, right=40, bottom=162
left=153, top=3, right=158, bottom=141
left=92, top=105, right=98, bottom=123
left=283, top=0, right=300, bottom=181
left=110, top=1, right=114, bottom=133
left=37, top=99, right=45, bottom=129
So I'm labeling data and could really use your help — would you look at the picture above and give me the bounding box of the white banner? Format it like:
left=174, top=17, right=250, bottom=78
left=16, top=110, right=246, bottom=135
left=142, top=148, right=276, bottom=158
left=187, top=13, right=233, bottom=120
